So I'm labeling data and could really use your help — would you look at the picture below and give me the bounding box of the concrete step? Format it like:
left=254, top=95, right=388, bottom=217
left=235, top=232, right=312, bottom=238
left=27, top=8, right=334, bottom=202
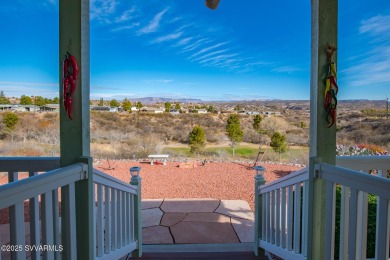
left=136, top=251, right=268, bottom=259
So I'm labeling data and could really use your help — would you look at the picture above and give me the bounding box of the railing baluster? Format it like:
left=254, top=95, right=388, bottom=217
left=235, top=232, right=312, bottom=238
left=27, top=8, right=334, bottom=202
left=96, top=184, right=104, bottom=257
left=265, top=192, right=270, bottom=242
left=111, top=188, right=117, bottom=250
left=325, top=181, right=335, bottom=260
left=356, top=190, right=367, bottom=260
left=339, top=185, right=350, bottom=260
left=122, top=191, right=127, bottom=246
left=125, top=192, right=130, bottom=244
left=270, top=190, right=275, bottom=244
left=375, top=198, right=389, bottom=260
left=302, top=180, right=309, bottom=257
left=130, top=194, right=134, bottom=243
left=293, top=183, right=301, bottom=254
left=281, top=186, right=286, bottom=249
left=104, top=186, right=111, bottom=254
left=8, top=172, right=26, bottom=260
left=275, top=188, right=280, bottom=246
left=62, top=183, right=77, bottom=260
left=52, top=188, right=60, bottom=260
left=117, top=191, right=123, bottom=248
left=29, top=172, right=41, bottom=260
left=42, top=191, right=54, bottom=260
left=348, top=188, right=358, bottom=260
left=287, top=185, right=293, bottom=251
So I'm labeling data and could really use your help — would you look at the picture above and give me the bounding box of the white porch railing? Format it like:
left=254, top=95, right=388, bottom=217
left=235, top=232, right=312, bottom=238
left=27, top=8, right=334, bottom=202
left=0, top=157, right=142, bottom=260
left=93, top=169, right=142, bottom=260
left=255, top=156, right=390, bottom=260
left=0, top=157, right=86, bottom=260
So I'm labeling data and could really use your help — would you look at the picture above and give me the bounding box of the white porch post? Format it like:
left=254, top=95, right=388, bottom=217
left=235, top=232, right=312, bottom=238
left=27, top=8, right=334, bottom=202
left=59, top=0, right=93, bottom=259
left=308, top=0, right=338, bottom=259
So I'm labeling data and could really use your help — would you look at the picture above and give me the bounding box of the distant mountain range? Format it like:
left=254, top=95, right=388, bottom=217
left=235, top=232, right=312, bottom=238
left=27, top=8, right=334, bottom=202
left=128, top=97, right=203, bottom=104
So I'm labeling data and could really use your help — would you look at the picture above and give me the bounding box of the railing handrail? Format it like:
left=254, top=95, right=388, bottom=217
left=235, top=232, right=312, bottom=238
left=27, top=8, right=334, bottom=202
left=93, top=168, right=138, bottom=195
left=0, top=156, right=60, bottom=172
left=336, top=155, right=390, bottom=170
left=317, top=163, right=390, bottom=199
left=0, top=163, right=88, bottom=209
left=259, top=167, right=309, bottom=194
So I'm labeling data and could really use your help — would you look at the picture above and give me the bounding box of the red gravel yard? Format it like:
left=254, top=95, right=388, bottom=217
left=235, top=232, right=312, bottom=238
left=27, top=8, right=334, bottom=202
left=95, top=160, right=304, bottom=211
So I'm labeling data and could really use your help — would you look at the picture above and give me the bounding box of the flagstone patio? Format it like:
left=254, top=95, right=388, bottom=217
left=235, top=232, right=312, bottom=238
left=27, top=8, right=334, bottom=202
left=141, top=199, right=254, bottom=245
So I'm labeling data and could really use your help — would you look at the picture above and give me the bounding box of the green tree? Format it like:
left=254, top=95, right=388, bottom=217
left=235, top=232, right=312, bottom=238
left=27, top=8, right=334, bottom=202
left=34, top=96, right=46, bottom=106
left=270, top=131, right=288, bottom=161
left=53, top=97, right=59, bottom=104
left=122, top=98, right=132, bottom=111
left=175, top=103, right=181, bottom=110
left=110, top=99, right=119, bottom=107
left=226, top=114, right=243, bottom=157
left=3, top=112, right=19, bottom=130
left=188, top=126, right=206, bottom=154
left=164, top=102, right=171, bottom=112
left=136, top=101, right=143, bottom=109
left=207, top=105, right=215, bottom=113
left=0, top=91, right=11, bottom=104
left=252, top=114, right=263, bottom=132
left=20, top=95, right=33, bottom=105
left=99, top=98, right=104, bottom=106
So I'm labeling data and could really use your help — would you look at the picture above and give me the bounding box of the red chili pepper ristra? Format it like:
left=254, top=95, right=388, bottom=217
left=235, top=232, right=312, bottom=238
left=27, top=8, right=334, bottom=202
left=63, top=77, right=69, bottom=111
left=68, top=75, right=76, bottom=96
left=67, top=53, right=79, bottom=80
left=62, top=52, right=78, bottom=120
left=67, top=95, right=73, bottom=120
left=63, top=55, right=69, bottom=78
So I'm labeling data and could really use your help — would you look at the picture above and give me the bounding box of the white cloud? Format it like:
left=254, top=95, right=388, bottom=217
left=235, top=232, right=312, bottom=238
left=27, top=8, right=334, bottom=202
left=343, top=14, right=390, bottom=87
left=90, top=0, right=118, bottom=23
left=179, top=38, right=212, bottom=53
left=137, top=8, right=169, bottom=35
left=191, top=49, right=229, bottom=62
left=272, top=66, right=303, bottom=73
left=198, top=53, right=239, bottom=65
left=114, top=7, right=136, bottom=23
left=188, top=41, right=229, bottom=60
left=111, top=23, right=140, bottom=32
left=176, top=37, right=193, bottom=46
left=151, top=32, right=183, bottom=44
left=359, top=15, right=390, bottom=36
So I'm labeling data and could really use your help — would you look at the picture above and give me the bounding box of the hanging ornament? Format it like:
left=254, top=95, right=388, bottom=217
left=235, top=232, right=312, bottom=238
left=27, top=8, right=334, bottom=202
left=62, top=52, right=79, bottom=120
left=324, top=45, right=338, bottom=128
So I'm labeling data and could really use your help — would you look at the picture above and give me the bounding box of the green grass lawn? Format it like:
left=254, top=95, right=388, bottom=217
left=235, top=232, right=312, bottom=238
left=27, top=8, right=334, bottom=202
left=162, top=145, right=309, bottom=164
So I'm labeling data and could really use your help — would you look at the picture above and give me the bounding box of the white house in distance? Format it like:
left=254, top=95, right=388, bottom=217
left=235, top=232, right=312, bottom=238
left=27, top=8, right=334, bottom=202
left=140, top=107, right=164, bottom=113
left=196, top=109, right=208, bottom=114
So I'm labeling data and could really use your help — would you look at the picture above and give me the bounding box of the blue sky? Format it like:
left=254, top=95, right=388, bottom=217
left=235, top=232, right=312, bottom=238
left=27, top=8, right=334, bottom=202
left=0, top=0, right=389, bottom=101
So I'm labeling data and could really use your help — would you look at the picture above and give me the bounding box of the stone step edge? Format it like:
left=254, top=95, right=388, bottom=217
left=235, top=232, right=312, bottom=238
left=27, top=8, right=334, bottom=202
left=143, top=242, right=254, bottom=253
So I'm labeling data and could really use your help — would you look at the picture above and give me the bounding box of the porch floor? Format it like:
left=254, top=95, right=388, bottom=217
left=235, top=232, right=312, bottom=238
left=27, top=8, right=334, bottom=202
left=142, top=199, right=254, bottom=245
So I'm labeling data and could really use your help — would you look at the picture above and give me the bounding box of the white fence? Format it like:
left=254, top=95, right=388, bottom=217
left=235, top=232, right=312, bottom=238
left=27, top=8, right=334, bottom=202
left=255, top=156, right=390, bottom=260
left=0, top=157, right=142, bottom=260
left=0, top=157, right=85, bottom=260
left=93, top=169, right=142, bottom=260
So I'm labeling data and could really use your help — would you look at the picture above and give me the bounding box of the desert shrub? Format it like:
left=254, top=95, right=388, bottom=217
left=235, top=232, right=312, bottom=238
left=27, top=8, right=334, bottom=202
left=3, top=112, right=19, bottom=130
left=243, top=128, right=262, bottom=144
left=286, top=132, right=309, bottom=146
left=261, top=117, right=290, bottom=135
